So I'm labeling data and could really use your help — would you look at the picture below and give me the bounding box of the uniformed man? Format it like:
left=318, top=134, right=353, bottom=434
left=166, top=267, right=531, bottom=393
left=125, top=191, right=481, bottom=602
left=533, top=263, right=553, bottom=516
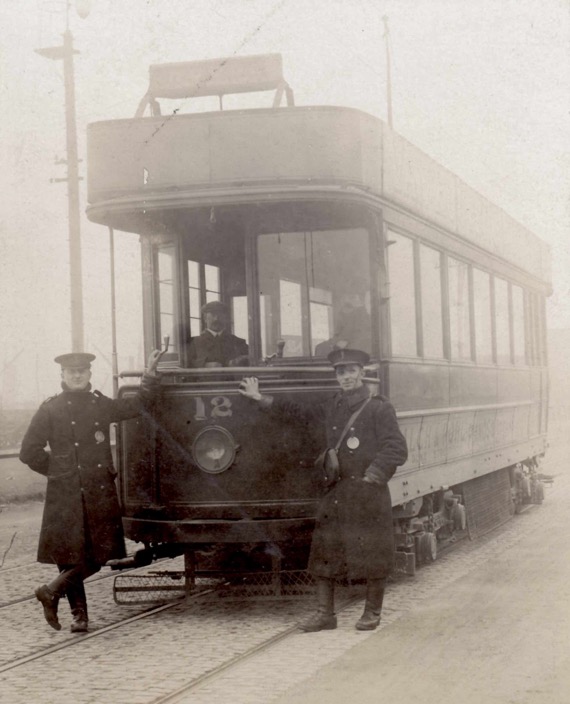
left=19, top=349, right=163, bottom=633
left=187, top=300, right=249, bottom=368
left=239, top=348, right=408, bottom=632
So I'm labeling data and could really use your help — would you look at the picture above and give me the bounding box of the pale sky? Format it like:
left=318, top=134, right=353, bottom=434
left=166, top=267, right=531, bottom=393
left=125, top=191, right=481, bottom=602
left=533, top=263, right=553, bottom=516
left=1, top=0, right=568, bottom=406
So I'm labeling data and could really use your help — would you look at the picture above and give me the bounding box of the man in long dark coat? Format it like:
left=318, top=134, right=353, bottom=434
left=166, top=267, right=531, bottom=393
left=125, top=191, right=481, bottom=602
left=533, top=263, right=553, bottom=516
left=239, top=348, right=408, bottom=632
left=188, top=300, right=249, bottom=367
left=19, top=349, right=162, bottom=633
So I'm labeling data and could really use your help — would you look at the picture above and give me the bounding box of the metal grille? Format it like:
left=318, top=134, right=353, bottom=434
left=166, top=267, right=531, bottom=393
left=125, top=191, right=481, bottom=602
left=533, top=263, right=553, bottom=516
left=462, top=467, right=514, bottom=539
left=214, top=570, right=316, bottom=600
left=113, top=570, right=315, bottom=604
left=113, top=572, right=220, bottom=605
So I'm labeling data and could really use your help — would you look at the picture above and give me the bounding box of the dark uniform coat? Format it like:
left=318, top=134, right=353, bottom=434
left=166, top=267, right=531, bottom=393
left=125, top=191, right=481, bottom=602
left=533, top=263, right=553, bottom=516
left=270, top=384, right=407, bottom=580
left=19, top=376, right=159, bottom=566
left=188, top=330, right=248, bottom=367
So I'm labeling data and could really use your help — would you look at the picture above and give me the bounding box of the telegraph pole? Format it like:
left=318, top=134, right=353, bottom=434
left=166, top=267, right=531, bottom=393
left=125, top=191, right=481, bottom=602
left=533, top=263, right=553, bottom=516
left=36, top=19, right=84, bottom=352
left=382, top=15, right=393, bottom=129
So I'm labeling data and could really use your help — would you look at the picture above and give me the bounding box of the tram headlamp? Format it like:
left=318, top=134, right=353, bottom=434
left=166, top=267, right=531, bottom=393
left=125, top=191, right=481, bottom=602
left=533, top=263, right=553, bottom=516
left=192, top=426, right=237, bottom=474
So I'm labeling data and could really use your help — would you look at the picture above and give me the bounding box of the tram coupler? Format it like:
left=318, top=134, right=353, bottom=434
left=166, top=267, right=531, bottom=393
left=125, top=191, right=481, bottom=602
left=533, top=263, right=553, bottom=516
left=107, top=549, right=154, bottom=570
left=107, top=543, right=185, bottom=570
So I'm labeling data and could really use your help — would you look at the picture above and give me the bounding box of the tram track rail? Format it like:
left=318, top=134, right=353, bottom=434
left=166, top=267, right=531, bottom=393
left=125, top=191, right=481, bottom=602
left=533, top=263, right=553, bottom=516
left=0, top=484, right=558, bottom=704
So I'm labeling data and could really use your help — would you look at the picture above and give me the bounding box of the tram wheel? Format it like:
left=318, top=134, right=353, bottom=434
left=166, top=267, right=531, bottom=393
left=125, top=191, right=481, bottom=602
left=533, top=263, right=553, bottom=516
left=418, top=532, right=437, bottom=563
left=451, top=503, right=467, bottom=531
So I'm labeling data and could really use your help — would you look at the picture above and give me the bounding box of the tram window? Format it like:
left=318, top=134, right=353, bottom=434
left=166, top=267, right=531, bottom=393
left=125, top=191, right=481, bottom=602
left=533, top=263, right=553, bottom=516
left=205, top=264, right=221, bottom=302
left=257, top=229, right=371, bottom=359
left=420, top=245, right=444, bottom=358
left=512, top=284, right=526, bottom=365
left=188, top=260, right=201, bottom=336
left=280, top=280, right=303, bottom=356
left=387, top=232, right=417, bottom=357
left=157, top=245, right=178, bottom=356
left=448, top=257, right=471, bottom=361
left=232, top=296, right=249, bottom=342
left=187, top=260, right=221, bottom=335
left=473, top=268, right=493, bottom=364
left=495, top=277, right=511, bottom=364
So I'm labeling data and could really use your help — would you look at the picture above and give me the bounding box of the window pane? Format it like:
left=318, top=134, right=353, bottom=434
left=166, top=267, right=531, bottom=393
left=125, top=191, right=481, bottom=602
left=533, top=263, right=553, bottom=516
left=420, top=245, right=443, bottom=358
left=188, top=260, right=200, bottom=288
left=157, top=246, right=177, bottom=353
left=232, top=296, right=249, bottom=342
left=205, top=264, right=220, bottom=293
left=280, top=279, right=303, bottom=356
left=388, top=232, right=417, bottom=357
left=495, top=277, right=511, bottom=364
left=512, top=285, right=526, bottom=365
left=473, top=269, right=493, bottom=363
left=449, top=257, right=471, bottom=360
left=257, top=229, right=371, bottom=358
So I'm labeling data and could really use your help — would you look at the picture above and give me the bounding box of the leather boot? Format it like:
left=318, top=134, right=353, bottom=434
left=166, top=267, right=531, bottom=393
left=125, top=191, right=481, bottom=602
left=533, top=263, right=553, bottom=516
left=35, top=584, right=61, bottom=631
left=70, top=608, right=89, bottom=633
left=67, top=580, right=89, bottom=633
left=355, top=578, right=385, bottom=631
left=299, top=578, right=337, bottom=632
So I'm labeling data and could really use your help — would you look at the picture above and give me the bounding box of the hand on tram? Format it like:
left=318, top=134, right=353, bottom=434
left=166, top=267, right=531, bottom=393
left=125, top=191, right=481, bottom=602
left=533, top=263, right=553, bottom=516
left=146, top=349, right=164, bottom=376
left=239, top=377, right=262, bottom=401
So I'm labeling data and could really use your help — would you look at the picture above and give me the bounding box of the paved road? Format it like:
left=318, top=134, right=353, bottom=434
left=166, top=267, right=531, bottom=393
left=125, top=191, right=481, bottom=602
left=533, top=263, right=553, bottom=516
left=270, top=476, right=570, bottom=704
left=1, top=450, right=567, bottom=704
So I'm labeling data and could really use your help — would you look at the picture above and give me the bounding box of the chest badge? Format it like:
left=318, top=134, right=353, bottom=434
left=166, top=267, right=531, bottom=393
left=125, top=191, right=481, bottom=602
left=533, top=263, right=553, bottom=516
left=346, top=436, right=360, bottom=450
left=94, top=430, right=105, bottom=444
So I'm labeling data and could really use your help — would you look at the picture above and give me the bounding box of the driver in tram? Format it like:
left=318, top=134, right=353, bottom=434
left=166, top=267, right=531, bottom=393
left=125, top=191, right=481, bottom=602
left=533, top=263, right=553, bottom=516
left=188, top=300, right=249, bottom=367
left=314, top=292, right=371, bottom=357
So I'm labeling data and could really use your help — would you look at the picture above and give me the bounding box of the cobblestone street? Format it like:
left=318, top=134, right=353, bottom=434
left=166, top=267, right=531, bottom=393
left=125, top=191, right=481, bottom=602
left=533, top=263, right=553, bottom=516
left=1, top=450, right=567, bottom=704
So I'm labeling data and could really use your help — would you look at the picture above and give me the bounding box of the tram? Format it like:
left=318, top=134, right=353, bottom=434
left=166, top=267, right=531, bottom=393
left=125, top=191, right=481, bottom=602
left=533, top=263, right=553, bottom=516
left=86, top=54, right=551, bottom=576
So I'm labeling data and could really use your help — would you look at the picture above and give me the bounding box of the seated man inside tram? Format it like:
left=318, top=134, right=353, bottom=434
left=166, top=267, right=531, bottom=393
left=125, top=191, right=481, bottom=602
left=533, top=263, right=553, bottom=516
left=314, top=291, right=371, bottom=357
left=188, top=300, right=249, bottom=368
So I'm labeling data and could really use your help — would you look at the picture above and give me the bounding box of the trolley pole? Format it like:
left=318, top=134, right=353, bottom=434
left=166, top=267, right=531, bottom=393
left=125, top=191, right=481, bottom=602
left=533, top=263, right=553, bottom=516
left=382, top=15, right=393, bottom=129
left=36, top=28, right=84, bottom=352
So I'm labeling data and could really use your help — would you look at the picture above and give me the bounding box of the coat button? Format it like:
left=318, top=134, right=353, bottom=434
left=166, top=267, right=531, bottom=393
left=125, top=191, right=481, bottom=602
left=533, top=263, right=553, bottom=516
left=67, top=401, right=72, bottom=405
left=71, top=421, right=76, bottom=425
left=74, top=442, right=79, bottom=447
left=97, top=464, right=102, bottom=468
left=332, top=426, right=337, bottom=430
left=94, top=422, right=99, bottom=426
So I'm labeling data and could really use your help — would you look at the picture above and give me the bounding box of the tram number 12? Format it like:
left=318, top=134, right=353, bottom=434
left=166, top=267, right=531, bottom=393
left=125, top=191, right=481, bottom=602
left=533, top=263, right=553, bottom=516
left=194, top=396, right=233, bottom=420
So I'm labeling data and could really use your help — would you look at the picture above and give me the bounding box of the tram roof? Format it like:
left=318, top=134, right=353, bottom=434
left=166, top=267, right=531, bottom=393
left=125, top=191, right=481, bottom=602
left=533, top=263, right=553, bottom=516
left=86, top=105, right=551, bottom=287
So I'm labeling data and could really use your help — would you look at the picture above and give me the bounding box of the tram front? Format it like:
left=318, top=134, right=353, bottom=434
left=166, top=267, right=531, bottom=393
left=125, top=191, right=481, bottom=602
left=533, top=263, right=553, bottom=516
left=86, top=55, right=386, bottom=570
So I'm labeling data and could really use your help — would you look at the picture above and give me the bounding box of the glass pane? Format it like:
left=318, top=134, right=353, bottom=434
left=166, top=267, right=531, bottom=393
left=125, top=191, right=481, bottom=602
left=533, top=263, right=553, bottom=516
left=449, top=257, right=471, bottom=360
left=257, top=229, right=371, bottom=359
left=232, top=296, right=249, bottom=342
left=189, top=288, right=201, bottom=317
left=387, top=232, right=417, bottom=357
left=280, top=280, right=303, bottom=356
left=473, top=268, right=493, bottom=363
left=495, top=277, right=511, bottom=364
left=205, top=264, right=220, bottom=293
left=188, top=260, right=200, bottom=288
left=157, top=246, right=177, bottom=352
left=420, top=245, right=443, bottom=358
left=512, top=285, right=526, bottom=365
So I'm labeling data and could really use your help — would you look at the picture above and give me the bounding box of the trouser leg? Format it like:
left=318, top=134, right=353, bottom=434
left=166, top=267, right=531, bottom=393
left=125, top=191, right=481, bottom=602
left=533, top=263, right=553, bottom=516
left=299, top=578, right=337, bottom=632
left=355, top=577, right=385, bottom=631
